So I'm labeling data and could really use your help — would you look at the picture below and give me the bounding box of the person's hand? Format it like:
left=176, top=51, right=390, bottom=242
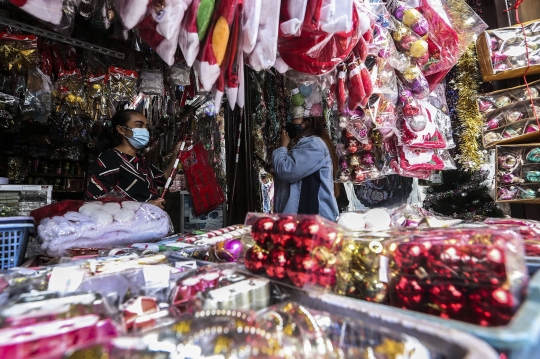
left=173, top=141, right=183, bottom=155
left=264, top=164, right=275, bottom=174
left=280, top=129, right=290, bottom=148
left=149, top=198, right=166, bottom=209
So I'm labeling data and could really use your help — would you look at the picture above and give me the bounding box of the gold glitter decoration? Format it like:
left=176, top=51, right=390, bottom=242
left=173, top=320, right=192, bottom=334
left=374, top=338, right=406, bottom=359
left=452, top=44, right=486, bottom=170
left=213, top=335, right=233, bottom=354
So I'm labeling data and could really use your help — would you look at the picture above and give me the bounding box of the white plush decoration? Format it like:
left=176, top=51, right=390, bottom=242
left=337, top=212, right=365, bottom=231
left=90, top=211, right=114, bottom=228
left=358, top=11, right=371, bottom=36
left=102, top=202, right=122, bottom=215
left=114, top=208, right=136, bottom=223
left=363, top=208, right=391, bottom=231
left=79, top=203, right=103, bottom=217
left=122, top=201, right=141, bottom=212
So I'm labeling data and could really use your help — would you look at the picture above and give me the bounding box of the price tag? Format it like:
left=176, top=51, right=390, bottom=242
left=48, top=266, right=85, bottom=293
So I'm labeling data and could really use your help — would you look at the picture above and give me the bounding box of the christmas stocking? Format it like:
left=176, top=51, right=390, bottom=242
left=152, top=0, right=193, bottom=40
left=114, top=0, right=150, bottom=30
left=347, top=61, right=365, bottom=111
left=248, top=0, right=279, bottom=71
left=213, top=0, right=242, bottom=112
left=179, top=0, right=212, bottom=67
left=137, top=14, right=179, bottom=65
left=360, top=63, right=373, bottom=107
left=337, top=65, right=347, bottom=114
left=195, top=0, right=238, bottom=91
left=9, top=0, right=63, bottom=25
left=242, top=0, right=261, bottom=54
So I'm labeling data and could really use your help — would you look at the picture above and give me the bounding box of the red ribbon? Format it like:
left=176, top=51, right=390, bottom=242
left=504, top=0, right=539, bottom=125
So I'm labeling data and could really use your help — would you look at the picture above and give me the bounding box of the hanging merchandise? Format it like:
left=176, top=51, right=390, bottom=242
left=241, top=0, right=261, bottom=54
left=0, top=33, right=38, bottom=72
left=178, top=0, right=215, bottom=67
left=0, top=92, right=20, bottom=132
left=139, top=69, right=164, bottom=95
left=180, top=142, right=225, bottom=217
left=114, top=0, right=149, bottom=31
left=108, top=66, right=138, bottom=103
left=8, top=0, right=63, bottom=26
left=20, top=66, right=53, bottom=122
left=319, top=0, right=354, bottom=34
left=168, top=63, right=191, bottom=86
left=277, top=1, right=364, bottom=75
left=247, top=0, right=280, bottom=71
left=194, top=0, right=239, bottom=91
left=279, top=0, right=308, bottom=37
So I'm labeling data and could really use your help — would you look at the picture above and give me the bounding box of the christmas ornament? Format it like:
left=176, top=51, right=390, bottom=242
left=428, top=281, right=467, bottom=319
left=363, top=208, right=391, bottom=231
left=299, top=84, right=312, bottom=97
left=494, top=96, right=511, bottom=108
left=485, top=118, right=500, bottom=130
left=506, top=111, right=523, bottom=123
left=478, top=99, right=493, bottom=112
left=266, top=247, right=288, bottom=279
left=526, top=148, right=540, bottom=163
left=294, top=218, right=321, bottom=251
left=407, top=115, right=427, bottom=132
left=520, top=188, right=537, bottom=199
left=526, top=171, right=540, bottom=182
left=251, top=217, right=274, bottom=246
left=286, top=252, right=316, bottom=287
left=291, top=89, right=305, bottom=106
left=244, top=245, right=268, bottom=273
left=271, top=216, right=297, bottom=247
left=310, top=103, right=323, bottom=116
left=469, top=287, right=515, bottom=326
left=292, top=106, right=305, bottom=119
left=393, top=275, right=426, bottom=311
left=392, top=242, right=429, bottom=272
left=410, top=39, right=428, bottom=58
left=337, top=212, right=365, bottom=231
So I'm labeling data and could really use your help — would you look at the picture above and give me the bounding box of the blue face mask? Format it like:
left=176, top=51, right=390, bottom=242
left=123, top=127, right=150, bottom=149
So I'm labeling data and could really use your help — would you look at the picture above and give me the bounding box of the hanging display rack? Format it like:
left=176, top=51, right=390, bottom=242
left=0, top=15, right=125, bottom=59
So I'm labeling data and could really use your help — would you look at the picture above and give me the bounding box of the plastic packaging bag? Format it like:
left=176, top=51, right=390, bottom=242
left=0, top=92, right=19, bottom=132
left=247, top=0, right=280, bottom=71
left=108, top=66, right=138, bottom=102
left=20, top=67, right=52, bottom=123
left=139, top=69, right=164, bottom=95
left=181, top=142, right=225, bottom=216
left=168, top=63, right=190, bottom=86
left=32, top=199, right=173, bottom=257
left=0, top=33, right=38, bottom=73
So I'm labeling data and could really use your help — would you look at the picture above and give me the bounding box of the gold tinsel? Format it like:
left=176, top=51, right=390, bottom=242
left=453, top=44, right=486, bottom=170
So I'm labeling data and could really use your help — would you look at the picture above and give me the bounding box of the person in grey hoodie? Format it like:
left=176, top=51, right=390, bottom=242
left=269, top=116, right=340, bottom=221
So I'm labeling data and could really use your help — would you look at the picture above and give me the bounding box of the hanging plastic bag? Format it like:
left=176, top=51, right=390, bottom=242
left=109, top=66, right=138, bottom=102
left=0, top=33, right=38, bottom=73
left=20, top=67, right=52, bottom=123
left=140, top=69, right=164, bottom=95
left=319, top=0, right=354, bottom=34
left=279, top=0, right=308, bottom=37
left=181, top=142, right=225, bottom=217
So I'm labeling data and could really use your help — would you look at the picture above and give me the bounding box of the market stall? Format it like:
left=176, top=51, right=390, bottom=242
left=0, top=0, right=540, bottom=358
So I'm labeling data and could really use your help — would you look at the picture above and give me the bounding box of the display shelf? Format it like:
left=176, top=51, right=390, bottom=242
left=28, top=173, right=84, bottom=178
left=0, top=16, right=125, bottom=59
left=0, top=184, right=52, bottom=204
left=53, top=189, right=84, bottom=193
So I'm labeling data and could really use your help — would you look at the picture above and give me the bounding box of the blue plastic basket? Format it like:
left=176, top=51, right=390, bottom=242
left=0, top=216, right=34, bottom=269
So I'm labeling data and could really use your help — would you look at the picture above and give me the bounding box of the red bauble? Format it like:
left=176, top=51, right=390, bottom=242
left=393, top=275, right=426, bottom=311
left=266, top=247, right=289, bottom=280
left=244, top=245, right=269, bottom=273
left=287, top=253, right=316, bottom=287
left=316, top=227, right=340, bottom=249
left=427, top=244, right=467, bottom=277
left=361, top=141, right=373, bottom=152
left=428, top=281, right=467, bottom=320
left=271, top=216, right=297, bottom=247
left=469, top=287, right=515, bottom=326
left=293, top=218, right=321, bottom=251
left=464, top=245, right=506, bottom=283
left=252, top=217, right=275, bottom=247
left=316, top=265, right=337, bottom=289
left=392, top=242, right=429, bottom=273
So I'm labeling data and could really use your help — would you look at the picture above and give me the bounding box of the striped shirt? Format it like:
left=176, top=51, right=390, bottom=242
left=86, top=149, right=166, bottom=202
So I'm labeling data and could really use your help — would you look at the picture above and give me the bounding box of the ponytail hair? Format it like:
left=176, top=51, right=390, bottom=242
left=95, top=109, right=141, bottom=153
left=305, top=117, right=341, bottom=198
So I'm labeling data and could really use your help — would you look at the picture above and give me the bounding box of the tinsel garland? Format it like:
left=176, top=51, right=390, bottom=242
left=451, top=44, right=487, bottom=170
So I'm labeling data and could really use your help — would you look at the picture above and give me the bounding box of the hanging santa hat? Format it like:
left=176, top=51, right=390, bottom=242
left=179, top=0, right=206, bottom=67
left=152, top=0, right=193, bottom=40
left=279, top=0, right=308, bottom=36
left=9, top=0, right=63, bottom=25
left=137, top=14, right=179, bottom=66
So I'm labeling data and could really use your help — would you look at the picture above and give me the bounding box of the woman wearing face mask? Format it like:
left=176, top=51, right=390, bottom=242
left=86, top=110, right=180, bottom=209
left=268, top=116, right=340, bottom=221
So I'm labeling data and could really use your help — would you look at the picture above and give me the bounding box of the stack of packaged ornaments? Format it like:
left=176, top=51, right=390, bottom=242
left=290, top=81, right=325, bottom=120
left=242, top=213, right=350, bottom=293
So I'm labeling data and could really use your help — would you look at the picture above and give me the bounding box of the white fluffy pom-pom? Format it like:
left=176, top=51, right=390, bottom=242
left=363, top=208, right=391, bottom=231
left=114, top=208, right=136, bottom=223
left=122, top=201, right=141, bottom=212
left=102, top=202, right=122, bottom=215
left=337, top=212, right=366, bottom=231
left=79, top=202, right=102, bottom=217
left=358, top=12, right=371, bottom=36
left=90, top=211, right=113, bottom=228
